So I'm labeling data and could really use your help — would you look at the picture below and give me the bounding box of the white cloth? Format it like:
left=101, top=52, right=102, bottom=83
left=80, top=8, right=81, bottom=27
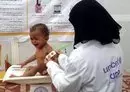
left=46, top=40, right=123, bottom=92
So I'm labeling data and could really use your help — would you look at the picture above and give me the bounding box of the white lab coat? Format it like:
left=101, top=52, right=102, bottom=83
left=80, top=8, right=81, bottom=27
left=46, top=40, right=123, bottom=92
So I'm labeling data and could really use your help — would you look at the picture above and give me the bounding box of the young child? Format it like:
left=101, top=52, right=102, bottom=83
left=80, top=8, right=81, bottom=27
left=20, top=23, right=53, bottom=76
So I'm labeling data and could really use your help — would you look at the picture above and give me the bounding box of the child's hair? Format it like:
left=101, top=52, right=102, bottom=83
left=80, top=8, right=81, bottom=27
left=30, top=23, right=50, bottom=36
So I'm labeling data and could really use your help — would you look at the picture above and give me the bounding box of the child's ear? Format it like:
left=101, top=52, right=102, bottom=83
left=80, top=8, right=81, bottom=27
left=45, top=36, right=49, bottom=40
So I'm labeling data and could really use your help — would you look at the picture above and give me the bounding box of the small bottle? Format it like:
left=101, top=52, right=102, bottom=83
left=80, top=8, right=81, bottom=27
left=35, top=0, right=42, bottom=13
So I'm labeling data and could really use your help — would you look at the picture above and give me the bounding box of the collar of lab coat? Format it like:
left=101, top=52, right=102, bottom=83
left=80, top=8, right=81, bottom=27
left=74, top=40, right=88, bottom=49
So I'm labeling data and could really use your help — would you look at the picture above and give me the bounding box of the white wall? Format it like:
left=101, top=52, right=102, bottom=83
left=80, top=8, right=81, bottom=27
left=102, top=0, right=130, bottom=14
left=0, top=37, right=12, bottom=67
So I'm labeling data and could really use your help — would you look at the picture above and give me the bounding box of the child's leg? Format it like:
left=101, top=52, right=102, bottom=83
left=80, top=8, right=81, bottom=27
left=22, top=66, right=39, bottom=76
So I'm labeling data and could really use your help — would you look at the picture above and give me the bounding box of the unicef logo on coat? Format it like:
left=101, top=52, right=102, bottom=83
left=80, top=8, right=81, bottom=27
left=103, top=57, right=122, bottom=80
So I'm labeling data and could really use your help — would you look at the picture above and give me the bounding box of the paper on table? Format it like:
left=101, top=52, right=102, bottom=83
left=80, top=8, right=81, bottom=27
left=3, top=65, right=51, bottom=84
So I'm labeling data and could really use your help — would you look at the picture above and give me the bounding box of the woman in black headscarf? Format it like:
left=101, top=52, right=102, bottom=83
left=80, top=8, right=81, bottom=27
left=69, top=0, right=121, bottom=46
left=44, top=0, right=123, bottom=92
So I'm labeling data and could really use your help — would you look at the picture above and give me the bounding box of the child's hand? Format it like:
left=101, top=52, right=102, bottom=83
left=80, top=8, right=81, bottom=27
left=40, top=70, right=48, bottom=75
left=19, top=62, right=26, bottom=68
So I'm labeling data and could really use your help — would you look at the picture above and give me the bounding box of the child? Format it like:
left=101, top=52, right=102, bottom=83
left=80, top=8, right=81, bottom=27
left=20, top=23, right=53, bottom=76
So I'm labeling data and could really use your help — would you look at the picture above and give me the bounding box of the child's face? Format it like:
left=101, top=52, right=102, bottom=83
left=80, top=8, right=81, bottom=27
left=29, top=30, right=48, bottom=49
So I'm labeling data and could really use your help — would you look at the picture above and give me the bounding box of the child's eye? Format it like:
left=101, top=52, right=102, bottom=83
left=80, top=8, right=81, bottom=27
left=30, top=37, right=38, bottom=40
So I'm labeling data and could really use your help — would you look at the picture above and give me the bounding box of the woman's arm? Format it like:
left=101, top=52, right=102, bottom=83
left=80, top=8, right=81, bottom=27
left=46, top=54, right=84, bottom=92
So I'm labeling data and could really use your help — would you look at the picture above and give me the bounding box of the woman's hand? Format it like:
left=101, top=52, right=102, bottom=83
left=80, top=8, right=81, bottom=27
left=45, top=50, right=61, bottom=64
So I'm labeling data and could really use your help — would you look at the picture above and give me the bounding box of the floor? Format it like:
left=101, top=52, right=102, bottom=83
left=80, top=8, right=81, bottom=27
left=122, top=71, right=130, bottom=92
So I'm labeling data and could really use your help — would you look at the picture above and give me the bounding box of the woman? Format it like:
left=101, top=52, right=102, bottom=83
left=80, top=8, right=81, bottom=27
left=45, top=0, right=123, bottom=92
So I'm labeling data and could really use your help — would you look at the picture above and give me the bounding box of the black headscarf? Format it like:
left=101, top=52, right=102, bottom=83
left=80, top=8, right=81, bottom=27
left=69, top=0, right=122, bottom=45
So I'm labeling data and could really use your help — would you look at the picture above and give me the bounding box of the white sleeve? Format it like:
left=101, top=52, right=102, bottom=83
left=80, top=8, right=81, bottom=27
left=58, top=54, right=69, bottom=70
left=46, top=54, right=83, bottom=92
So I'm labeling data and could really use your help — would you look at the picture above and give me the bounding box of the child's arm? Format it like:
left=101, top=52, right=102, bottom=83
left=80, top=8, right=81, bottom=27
left=20, top=54, right=36, bottom=67
left=22, top=66, right=39, bottom=76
